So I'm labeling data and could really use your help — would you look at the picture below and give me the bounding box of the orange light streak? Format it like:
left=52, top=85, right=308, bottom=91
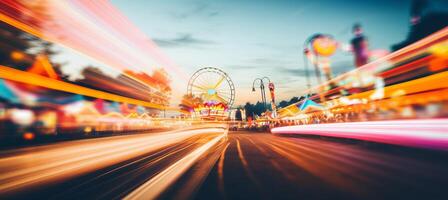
left=300, top=27, right=448, bottom=97
left=346, top=71, right=448, bottom=101
left=0, top=65, right=177, bottom=110
left=124, top=129, right=227, bottom=200
left=0, top=127, right=226, bottom=193
left=0, top=1, right=177, bottom=95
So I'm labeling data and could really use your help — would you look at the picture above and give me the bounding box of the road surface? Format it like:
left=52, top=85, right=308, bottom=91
left=1, top=130, right=448, bottom=200
left=0, top=127, right=226, bottom=199
left=192, top=132, right=448, bottom=200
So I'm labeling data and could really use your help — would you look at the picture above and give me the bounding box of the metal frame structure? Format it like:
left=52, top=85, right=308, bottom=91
left=252, top=77, right=271, bottom=111
left=187, top=67, right=235, bottom=109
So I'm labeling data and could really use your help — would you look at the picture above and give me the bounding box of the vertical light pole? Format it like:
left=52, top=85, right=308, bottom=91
left=252, top=78, right=266, bottom=111
left=252, top=77, right=271, bottom=112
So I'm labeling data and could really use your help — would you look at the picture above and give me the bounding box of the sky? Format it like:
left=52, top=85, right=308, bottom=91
left=107, top=0, right=446, bottom=106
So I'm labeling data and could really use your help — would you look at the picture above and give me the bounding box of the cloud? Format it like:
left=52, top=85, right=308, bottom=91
left=207, top=11, right=220, bottom=17
left=251, top=58, right=277, bottom=64
left=171, top=2, right=220, bottom=19
left=154, top=33, right=215, bottom=48
left=278, top=67, right=310, bottom=77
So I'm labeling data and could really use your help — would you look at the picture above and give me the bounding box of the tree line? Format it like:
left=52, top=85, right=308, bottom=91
left=242, top=96, right=305, bottom=119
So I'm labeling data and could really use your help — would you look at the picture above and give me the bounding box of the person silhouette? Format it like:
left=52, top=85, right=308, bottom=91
left=350, top=23, right=369, bottom=68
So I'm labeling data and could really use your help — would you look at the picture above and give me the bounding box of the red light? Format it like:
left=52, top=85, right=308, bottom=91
left=23, top=132, right=35, bottom=140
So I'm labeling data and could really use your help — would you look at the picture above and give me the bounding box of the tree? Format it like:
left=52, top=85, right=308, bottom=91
left=243, top=101, right=268, bottom=119
left=243, top=102, right=255, bottom=119
left=235, top=108, right=242, bottom=121
left=254, top=102, right=264, bottom=116
left=0, top=22, right=35, bottom=70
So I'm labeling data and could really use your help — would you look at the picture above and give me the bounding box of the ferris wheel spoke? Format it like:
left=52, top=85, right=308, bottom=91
left=216, top=90, right=231, bottom=96
left=188, top=67, right=235, bottom=109
left=215, top=84, right=230, bottom=91
left=213, top=75, right=225, bottom=89
left=216, top=88, right=229, bottom=93
left=218, top=93, right=231, bottom=99
left=217, top=95, right=231, bottom=102
left=191, top=90, right=205, bottom=93
left=191, top=91, right=206, bottom=95
left=192, top=84, right=207, bottom=91
left=214, top=94, right=228, bottom=104
left=196, top=75, right=209, bottom=88
left=216, top=88, right=231, bottom=94
left=201, top=73, right=213, bottom=88
left=216, top=91, right=232, bottom=97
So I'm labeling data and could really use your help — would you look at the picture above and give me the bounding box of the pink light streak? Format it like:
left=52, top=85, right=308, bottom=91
left=271, top=119, right=448, bottom=150
left=0, top=0, right=189, bottom=88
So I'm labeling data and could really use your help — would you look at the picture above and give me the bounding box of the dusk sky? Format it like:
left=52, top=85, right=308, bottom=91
left=108, top=0, right=447, bottom=106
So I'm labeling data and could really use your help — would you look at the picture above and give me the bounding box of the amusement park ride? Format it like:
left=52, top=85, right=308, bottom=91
left=187, top=67, right=235, bottom=120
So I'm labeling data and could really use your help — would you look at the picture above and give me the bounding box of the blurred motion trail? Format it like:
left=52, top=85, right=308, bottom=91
left=1, top=130, right=448, bottom=200
left=0, top=127, right=226, bottom=199
left=194, top=131, right=448, bottom=200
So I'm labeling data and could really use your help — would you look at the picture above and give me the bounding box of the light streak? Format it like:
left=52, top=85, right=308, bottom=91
left=278, top=71, right=448, bottom=118
left=346, top=71, right=448, bottom=101
left=0, top=65, right=175, bottom=110
left=315, top=27, right=448, bottom=92
left=0, top=0, right=185, bottom=95
left=265, top=137, right=371, bottom=195
left=217, top=142, right=230, bottom=196
left=0, top=11, right=44, bottom=38
left=234, top=136, right=261, bottom=190
left=124, top=129, right=227, bottom=200
left=277, top=27, right=448, bottom=115
left=0, top=127, right=226, bottom=193
left=271, top=119, right=448, bottom=150
left=236, top=139, right=249, bottom=168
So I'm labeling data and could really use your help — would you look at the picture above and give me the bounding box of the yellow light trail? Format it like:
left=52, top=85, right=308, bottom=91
left=124, top=129, right=227, bottom=200
left=301, top=27, right=448, bottom=96
left=277, top=71, right=448, bottom=118
left=0, top=65, right=177, bottom=111
left=346, top=71, right=448, bottom=101
left=0, top=12, right=45, bottom=39
left=277, top=27, right=448, bottom=117
left=0, top=127, right=226, bottom=193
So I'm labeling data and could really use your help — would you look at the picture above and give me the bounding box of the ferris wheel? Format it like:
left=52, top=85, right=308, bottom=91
left=187, top=67, right=235, bottom=108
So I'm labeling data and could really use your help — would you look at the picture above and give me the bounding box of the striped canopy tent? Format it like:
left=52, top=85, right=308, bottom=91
left=277, top=97, right=323, bottom=119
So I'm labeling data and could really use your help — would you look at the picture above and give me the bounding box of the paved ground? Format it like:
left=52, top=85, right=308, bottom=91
left=0, top=129, right=223, bottom=200
left=192, top=131, right=448, bottom=200
left=3, top=130, right=448, bottom=200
